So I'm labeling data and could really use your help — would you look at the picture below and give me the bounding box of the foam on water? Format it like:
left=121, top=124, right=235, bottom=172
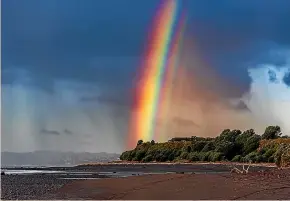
left=2, top=169, right=64, bottom=175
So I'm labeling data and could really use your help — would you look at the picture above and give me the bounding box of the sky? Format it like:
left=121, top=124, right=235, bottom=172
left=2, top=0, right=290, bottom=153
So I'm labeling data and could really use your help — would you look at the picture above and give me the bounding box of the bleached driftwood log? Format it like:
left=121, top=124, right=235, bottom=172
left=230, top=162, right=251, bottom=174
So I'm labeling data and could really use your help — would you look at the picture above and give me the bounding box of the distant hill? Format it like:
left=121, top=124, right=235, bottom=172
left=1, top=151, right=120, bottom=167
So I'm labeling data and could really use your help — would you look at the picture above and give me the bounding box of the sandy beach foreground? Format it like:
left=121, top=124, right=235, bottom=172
left=1, top=163, right=290, bottom=200
left=47, top=168, right=290, bottom=200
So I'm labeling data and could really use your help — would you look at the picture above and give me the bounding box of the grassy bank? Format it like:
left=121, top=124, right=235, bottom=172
left=121, top=126, right=290, bottom=167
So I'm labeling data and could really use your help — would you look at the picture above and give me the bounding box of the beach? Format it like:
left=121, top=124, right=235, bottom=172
left=50, top=169, right=290, bottom=200
left=1, top=163, right=290, bottom=200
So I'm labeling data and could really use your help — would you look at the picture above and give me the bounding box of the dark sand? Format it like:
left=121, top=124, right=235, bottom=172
left=46, top=168, right=290, bottom=200
left=2, top=163, right=290, bottom=200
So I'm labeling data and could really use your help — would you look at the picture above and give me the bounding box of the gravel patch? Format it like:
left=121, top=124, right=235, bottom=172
left=1, top=174, right=71, bottom=200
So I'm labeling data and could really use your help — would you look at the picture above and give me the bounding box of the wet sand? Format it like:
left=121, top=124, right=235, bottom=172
left=3, top=161, right=276, bottom=173
left=49, top=168, right=290, bottom=200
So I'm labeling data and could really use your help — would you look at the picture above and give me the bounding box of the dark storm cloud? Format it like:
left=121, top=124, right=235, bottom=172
left=185, top=0, right=290, bottom=95
left=2, top=0, right=148, bottom=94
left=268, top=69, right=278, bottom=83
left=283, top=70, right=290, bottom=87
left=2, top=0, right=290, bottom=101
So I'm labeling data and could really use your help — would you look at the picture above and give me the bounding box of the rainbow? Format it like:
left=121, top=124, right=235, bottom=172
left=127, top=0, right=187, bottom=148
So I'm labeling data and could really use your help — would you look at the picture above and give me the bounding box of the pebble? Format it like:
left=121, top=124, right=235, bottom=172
left=1, top=174, right=71, bottom=200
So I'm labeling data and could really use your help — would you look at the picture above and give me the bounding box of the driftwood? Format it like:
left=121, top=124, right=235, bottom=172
left=230, top=162, right=251, bottom=174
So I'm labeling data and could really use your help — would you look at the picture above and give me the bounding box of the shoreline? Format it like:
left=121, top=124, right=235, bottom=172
left=2, top=162, right=276, bottom=174
left=77, top=161, right=277, bottom=167
left=2, top=162, right=276, bottom=175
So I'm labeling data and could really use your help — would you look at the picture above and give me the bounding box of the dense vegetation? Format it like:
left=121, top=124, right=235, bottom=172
left=120, top=126, right=290, bottom=167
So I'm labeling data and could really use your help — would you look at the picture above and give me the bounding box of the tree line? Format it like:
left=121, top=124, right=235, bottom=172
left=120, top=126, right=290, bottom=167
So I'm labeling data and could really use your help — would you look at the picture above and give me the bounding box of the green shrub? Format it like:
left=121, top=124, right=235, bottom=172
left=240, top=157, right=246, bottom=162
left=137, top=140, right=143, bottom=146
left=182, top=145, right=192, bottom=153
left=243, top=135, right=261, bottom=155
left=255, top=154, right=265, bottom=163
left=219, top=129, right=241, bottom=142
left=142, top=154, right=153, bottom=162
left=174, top=149, right=182, bottom=157
left=214, top=140, right=236, bottom=159
left=188, top=152, right=199, bottom=162
left=268, top=156, right=274, bottom=163
left=274, top=144, right=290, bottom=167
left=120, top=126, right=290, bottom=166
left=155, top=152, right=167, bottom=162
left=167, top=153, right=174, bottom=161
left=201, top=141, right=215, bottom=152
left=263, top=148, right=275, bottom=159
left=244, top=152, right=258, bottom=163
left=198, top=152, right=211, bottom=161
left=262, top=126, right=282, bottom=140
left=208, top=152, right=222, bottom=162
left=135, top=150, right=146, bottom=161
left=192, top=141, right=207, bottom=152
left=180, top=151, right=189, bottom=160
left=231, top=155, right=242, bottom=162
left=120, top=151, right=130, bottom=160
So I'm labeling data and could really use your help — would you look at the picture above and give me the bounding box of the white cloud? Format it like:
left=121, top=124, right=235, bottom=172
left=243, top=61, right=290, bottom=135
